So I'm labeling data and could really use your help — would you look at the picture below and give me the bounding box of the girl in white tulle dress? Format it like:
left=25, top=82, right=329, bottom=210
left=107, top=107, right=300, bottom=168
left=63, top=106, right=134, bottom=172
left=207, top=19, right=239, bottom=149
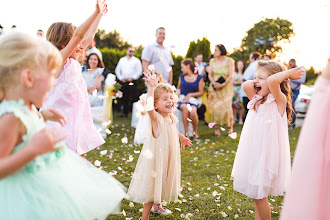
left=128, top=70, right=192, bottom=220
left=231, top=61, right=305, bottom=220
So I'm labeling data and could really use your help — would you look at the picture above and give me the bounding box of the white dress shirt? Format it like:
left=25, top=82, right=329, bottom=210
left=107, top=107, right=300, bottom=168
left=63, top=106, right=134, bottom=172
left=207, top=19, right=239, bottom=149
left=115, top=56, right=142, bottom=80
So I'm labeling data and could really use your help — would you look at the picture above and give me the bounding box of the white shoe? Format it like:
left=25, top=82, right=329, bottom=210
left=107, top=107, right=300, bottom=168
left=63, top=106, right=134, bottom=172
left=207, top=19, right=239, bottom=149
left=151, top=205, right=172, bottom=215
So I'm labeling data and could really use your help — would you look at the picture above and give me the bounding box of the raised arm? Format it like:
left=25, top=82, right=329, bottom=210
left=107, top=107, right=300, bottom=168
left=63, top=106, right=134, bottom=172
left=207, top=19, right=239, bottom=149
left=81, top=13, right=103, bottom=49
left=243, top=80, right=256, bottom=100
left=60, top=0, right=107, bottom=62
left=267, top=67, right=304, bottom=113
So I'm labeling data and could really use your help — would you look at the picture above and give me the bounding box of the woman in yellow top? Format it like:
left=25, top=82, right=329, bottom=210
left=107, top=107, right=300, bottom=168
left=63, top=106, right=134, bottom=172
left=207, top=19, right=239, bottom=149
left=207, top=44, right=235, bottom=136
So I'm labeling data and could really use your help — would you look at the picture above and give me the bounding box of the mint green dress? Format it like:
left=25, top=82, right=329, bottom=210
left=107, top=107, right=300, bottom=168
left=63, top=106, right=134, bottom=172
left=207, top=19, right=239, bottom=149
left=0, top=99, right=126, bottom=220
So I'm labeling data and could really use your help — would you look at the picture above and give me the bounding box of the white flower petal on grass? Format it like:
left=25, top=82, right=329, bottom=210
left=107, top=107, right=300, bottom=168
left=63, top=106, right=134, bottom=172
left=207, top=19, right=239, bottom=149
left=133, top=150, right=141, bottom=154
left=221, top=211, right=228, bottom=218
left=125, top=218, right=133, bottom=220
left=179, top=194, right=184, bottom=198
left=109, top=152, right=113, bottom=159
left=148, top=64, right=155, bottom=72
left=228, top=132, right=237, bottom=139
left=220, top=186, right=225, bottom=190
left=188, top=187, right=192, bottom=191
left=212, top=191, right=218, bottom=196
left=227, top=206, right=232, bottom=210
left=106, top=129, right=112, bottom=134
left=187, top=118, right=192, bottom=122
left=129, top=202, right=134, bottom=207
left=122, top=209, right=126, bottom=216
left=128, top=82, right=134, bottom=86
left=94, top=160, right=101, bottom=167
left=121, top=137, right=128, bottom=144
left=234, top=214, right=239, bottom=219
left=142, top=149, right=153, bottom=159
left=118, top=167, right=123, bottom=170
left=100, top=150, right=107, bottom=155
left=220, top=127, right=225, bottom=131
left=109, top=170, right=117, bottom=175
left=175, top=208, right=181, bottom=212
left=195, top=194, right=200, bottom=197
left=187, top=104, right=192, bottom=112
left=145, top=97, right=154, bottom=111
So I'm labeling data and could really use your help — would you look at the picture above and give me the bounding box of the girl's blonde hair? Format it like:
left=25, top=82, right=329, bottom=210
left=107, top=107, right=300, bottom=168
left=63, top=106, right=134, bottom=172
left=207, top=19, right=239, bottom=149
left=155, top=71, right=163, bottom=83
left=0, top=32, right=62, bottom=101
left=255, top=60, right=293, bottom=123
left=47, top=22, right=75, bottom=50
left=154, top=83, right=178, bottom=109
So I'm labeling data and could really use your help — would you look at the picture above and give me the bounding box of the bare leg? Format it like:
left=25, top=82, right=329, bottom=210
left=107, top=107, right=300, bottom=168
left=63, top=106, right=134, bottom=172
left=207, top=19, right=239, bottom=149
left=141, top=202, right=153, bottom=220
left=214, top=124, right=220, bottom=137
left=180, top=104, right=189, bottom=136
left=227, top=123, right=233, bottom=135
left=239, top=108, right=244, bottom=124
left=254, top=198, right=271, bottom=220
left=190, top=106, right=199, bottom=140
left=233, top=107, right=237, bottom=122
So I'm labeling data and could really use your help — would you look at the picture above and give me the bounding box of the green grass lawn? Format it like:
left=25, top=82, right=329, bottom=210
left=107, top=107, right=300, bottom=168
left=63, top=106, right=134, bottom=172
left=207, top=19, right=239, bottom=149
left=87, top=113, right=301, bottom=220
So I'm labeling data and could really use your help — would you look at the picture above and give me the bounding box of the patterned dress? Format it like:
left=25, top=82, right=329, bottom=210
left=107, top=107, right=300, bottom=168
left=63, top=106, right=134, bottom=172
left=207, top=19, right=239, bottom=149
left=207, top=57, right=234, bottom=126
left=232, top=72, right=244, bottom=109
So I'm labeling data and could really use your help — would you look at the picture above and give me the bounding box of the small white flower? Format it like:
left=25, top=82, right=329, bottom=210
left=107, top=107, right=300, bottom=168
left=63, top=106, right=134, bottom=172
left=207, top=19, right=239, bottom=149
left=94, top=160, right=101, bottom=166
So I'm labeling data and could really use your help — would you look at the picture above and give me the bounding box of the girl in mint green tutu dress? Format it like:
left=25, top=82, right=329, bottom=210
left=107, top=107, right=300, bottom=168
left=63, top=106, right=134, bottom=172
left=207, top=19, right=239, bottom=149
left=0, top=32, right=126, bottom=220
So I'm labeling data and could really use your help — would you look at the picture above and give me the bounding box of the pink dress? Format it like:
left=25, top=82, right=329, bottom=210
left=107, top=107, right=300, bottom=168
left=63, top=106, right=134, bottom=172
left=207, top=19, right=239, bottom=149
left=231, top=94, right=291, bottom=199
left=41, top=58, right=105, bottom=154
left=280, top=76, right=330, bottom=220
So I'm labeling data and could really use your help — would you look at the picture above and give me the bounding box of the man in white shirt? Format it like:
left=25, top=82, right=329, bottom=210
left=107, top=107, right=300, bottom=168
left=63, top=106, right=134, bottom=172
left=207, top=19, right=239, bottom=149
left=194, top=53, right=205, bottom=75
left=115, top=46, right=142, bottom=117
left=88, top=39, right=103, bottom=61
left=240, top=52, right=260, bottom=119
left=142, top=27, right=174, bottom=84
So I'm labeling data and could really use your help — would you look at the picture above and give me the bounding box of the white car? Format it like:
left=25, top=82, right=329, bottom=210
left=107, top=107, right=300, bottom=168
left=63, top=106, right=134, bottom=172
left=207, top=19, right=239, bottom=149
left=295, top=85, right=315, bottom=114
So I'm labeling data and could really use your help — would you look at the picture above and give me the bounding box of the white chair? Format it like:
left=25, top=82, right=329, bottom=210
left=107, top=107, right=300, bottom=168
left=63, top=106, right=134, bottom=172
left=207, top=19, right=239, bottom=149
left=174, top=109, right=193, bottom=137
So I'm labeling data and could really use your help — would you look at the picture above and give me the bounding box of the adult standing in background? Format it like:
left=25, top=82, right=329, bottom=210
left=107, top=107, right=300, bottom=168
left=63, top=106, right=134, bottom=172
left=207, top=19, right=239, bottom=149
left=36, top=29, right=44, bottom=37
left=115, top=46, right=142, bottom=117
left=240, top=52, right=260, bottom=120
left=142, top=27, right=174, bottom=84
left=88, top=39, right=103, bottom=61
left=232, top=60, right=245, bottom=124
left=208, top=44, right=235, bottom=136
left=194, top=53, right=205, bottom=75
left=288, top=58, right=306, bottom=128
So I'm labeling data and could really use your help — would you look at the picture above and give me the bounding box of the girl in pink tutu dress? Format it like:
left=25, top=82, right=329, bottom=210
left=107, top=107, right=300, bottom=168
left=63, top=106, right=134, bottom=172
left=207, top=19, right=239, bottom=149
left=280, top=60, right=330, bottom=220
left=231, top=61, right=305, bottom=220
left=127, top=70, right=192, bottom=220
left=41, top=0, right=108, bottom=157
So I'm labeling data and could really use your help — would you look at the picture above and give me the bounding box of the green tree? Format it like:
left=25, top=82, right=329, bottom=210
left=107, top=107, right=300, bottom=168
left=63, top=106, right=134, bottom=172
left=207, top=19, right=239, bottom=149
left=186, top=37, right=211, bottom=62
left=94, top=29, right=130, bottom=50
left=240, top=17, right=294, bottom=61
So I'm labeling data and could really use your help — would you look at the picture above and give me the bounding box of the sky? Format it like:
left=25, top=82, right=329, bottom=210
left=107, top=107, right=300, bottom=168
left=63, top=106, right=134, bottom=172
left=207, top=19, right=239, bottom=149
left=1, top=0, right=329, bottom=70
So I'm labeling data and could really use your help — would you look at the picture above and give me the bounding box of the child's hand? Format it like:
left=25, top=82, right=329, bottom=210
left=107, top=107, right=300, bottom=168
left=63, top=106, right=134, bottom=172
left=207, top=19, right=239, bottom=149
left=179, top=135, right=192, bottom=151
left=28, top=127, right=66, bottom=156
left=143, top=70, right=158, bottom=88
left=96, top=0, right=108, bottom=15
left=41, top=109, right=67, bottom=126
left=288, top=66, right=305, bottom=80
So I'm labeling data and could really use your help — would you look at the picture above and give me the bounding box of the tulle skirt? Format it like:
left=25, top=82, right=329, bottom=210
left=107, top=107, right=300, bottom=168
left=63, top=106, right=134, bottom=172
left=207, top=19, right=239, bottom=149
left=0, top=148, right=126, bottom=220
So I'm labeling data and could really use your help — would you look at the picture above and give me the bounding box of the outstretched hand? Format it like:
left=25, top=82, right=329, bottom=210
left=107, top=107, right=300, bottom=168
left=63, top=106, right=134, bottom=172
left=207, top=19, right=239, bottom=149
left=143, top=70, right=158, bottom=88
left=41, top=109, right=67, bottom=126
left=288, top=66, right=305, bottom=81
left=96, top=0, right=108, bottom=15
left=179, top=135, right=193, bottom=150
